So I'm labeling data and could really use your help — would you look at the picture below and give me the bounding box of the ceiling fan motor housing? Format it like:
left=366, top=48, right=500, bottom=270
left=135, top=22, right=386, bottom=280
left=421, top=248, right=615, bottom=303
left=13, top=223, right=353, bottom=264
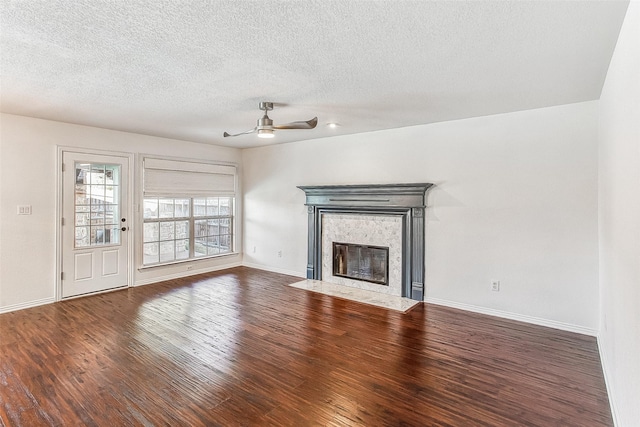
left=257, top=114, right=273, bottom=130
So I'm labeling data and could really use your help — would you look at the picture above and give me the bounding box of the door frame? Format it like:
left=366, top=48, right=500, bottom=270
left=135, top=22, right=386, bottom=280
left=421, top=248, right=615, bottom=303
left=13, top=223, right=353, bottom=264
left=56, top=146, right=135, bottom=301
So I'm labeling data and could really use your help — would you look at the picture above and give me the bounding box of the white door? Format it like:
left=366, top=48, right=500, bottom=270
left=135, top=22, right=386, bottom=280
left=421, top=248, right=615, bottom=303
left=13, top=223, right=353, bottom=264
left=61, top=152, right=130, bottom=298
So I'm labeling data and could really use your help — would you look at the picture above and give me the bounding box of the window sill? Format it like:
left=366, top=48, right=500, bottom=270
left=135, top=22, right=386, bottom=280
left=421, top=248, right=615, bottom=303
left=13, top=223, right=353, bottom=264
left=138, top=252, right=239, bottom=271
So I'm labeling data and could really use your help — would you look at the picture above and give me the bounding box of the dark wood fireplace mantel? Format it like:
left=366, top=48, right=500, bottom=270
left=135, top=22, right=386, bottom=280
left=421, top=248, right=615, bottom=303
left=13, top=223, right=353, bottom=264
left=298, top=183, right=433, bottom=301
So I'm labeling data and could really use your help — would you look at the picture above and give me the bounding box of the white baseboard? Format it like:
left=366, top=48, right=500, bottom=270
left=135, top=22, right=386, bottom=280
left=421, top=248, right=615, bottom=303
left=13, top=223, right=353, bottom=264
left=134, top=262, right=242, bottom=287
left=0, top=297, right=56, bottom=314
left=597, top=336, right=619, bottom=426
left=425, top=297, right=598, bottom=336
left=241, top=262, right=305, bottom=279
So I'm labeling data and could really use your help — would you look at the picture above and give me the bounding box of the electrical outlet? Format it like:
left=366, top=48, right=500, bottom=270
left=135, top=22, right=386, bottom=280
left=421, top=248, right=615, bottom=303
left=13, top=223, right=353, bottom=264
left=277, top=250, right=282, bottom=258
left=491, top=280, right=500, bottom=292
left=253, top=246, right=256, bottom=253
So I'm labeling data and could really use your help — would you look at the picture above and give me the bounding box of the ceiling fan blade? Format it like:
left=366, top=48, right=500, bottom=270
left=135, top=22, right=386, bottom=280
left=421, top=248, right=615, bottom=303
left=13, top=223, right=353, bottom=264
left=223, top=127, right=257, bottom=137
left=273, top=117, right=318, bottom=130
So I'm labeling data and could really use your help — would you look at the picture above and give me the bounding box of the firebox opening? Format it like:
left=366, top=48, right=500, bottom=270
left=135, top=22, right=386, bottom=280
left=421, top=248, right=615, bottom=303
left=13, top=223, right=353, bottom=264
left=332, top=242, right=389, bottom=286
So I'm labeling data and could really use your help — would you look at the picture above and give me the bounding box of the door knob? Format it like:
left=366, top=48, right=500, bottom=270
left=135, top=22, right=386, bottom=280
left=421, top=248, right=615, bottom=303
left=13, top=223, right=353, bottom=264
left=121, top=227, right=128, bottom=232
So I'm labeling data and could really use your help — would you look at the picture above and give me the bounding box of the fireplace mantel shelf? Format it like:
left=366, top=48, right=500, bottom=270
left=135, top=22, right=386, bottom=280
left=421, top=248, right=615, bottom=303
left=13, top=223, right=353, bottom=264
left=297, top=183, right=433, bottom=209
left=298, top=183, right=434, bottom=301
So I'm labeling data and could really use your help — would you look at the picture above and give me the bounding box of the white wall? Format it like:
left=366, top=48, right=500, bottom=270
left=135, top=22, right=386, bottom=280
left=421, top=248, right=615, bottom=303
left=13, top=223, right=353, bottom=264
left=598, top=2, right=640, bottom=425
left=243, top=101, right=600, bottom=333
left=0, top=113, right=243, bottom=311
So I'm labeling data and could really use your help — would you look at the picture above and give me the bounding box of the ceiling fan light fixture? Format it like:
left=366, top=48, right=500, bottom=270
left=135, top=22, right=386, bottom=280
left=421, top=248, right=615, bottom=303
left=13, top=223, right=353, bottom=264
left=257, top=129, right=275, bottom=138
left=223, top=102, right=317, bottom=139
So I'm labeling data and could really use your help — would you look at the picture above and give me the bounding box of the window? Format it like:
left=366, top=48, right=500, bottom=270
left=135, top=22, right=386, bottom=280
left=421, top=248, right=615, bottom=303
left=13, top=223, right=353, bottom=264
left=143, top=197, right=234, bottom=266
left=74, top=163, right=121, bottom=247
left=193, top=197, right=233, bottom=257
left=141, top=157, right=237, bottom=267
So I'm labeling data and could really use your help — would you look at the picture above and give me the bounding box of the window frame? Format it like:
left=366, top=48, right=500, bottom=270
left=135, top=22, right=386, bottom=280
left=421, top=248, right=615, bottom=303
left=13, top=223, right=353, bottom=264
left=141, top=196, right=236, bottom=268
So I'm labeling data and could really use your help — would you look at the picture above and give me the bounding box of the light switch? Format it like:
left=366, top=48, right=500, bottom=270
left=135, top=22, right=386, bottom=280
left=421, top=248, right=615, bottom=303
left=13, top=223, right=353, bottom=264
left=17, top=205, right=32, bottom=215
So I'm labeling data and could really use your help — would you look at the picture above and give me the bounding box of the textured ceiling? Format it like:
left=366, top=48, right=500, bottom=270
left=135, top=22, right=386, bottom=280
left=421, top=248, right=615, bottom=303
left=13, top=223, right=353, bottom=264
left=0, top=1, right=630, bottom=148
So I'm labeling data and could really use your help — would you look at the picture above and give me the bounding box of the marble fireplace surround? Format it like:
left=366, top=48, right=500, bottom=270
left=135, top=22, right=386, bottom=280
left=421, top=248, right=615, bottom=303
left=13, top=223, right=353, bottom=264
left=322, top=214, right=402, bottom=295
left=298, top=183, right=433, bottom=301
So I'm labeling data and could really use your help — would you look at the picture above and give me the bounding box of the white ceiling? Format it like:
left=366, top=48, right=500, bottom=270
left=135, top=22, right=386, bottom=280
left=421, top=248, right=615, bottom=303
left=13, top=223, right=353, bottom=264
left=0, top=1, right=630, bottom=148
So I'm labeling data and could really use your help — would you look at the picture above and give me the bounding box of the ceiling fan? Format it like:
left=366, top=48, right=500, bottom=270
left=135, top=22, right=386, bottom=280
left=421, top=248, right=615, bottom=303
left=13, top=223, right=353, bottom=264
left=223, top=102, right=318, bottom=139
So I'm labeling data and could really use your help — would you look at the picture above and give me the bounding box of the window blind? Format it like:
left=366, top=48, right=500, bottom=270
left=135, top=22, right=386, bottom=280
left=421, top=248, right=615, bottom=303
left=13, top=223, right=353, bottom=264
left=143, top=158, right=236, bottom=197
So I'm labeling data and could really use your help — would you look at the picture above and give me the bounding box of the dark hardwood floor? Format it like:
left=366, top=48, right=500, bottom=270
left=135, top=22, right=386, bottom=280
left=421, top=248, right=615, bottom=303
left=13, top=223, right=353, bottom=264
left=0, top=267, right=612, bottom=426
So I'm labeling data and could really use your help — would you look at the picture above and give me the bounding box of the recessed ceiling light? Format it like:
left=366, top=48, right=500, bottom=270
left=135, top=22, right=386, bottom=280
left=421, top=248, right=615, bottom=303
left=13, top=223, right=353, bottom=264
left=327, top=122, right=340, bottom=128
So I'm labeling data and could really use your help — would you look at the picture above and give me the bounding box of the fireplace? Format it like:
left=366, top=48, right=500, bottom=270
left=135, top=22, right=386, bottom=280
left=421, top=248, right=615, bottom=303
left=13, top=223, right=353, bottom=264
left=333, top=242, right=389, bottom=286
left=298, top=183, right=433, bottom=301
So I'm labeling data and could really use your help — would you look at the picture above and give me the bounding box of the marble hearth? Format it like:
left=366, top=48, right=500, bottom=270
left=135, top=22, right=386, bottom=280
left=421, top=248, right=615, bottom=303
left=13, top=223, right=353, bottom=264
left=297, top=183, right=433, bottom=304
left=289, top=279, right=420, bottom=312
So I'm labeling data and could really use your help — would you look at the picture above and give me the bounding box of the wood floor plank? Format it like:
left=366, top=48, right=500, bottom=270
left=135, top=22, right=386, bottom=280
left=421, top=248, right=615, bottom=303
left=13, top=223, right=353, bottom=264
left=0, top=267, right=612, bottom=426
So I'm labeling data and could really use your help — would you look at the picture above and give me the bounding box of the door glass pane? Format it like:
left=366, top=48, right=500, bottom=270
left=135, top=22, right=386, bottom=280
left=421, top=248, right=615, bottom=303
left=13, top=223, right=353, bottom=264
left=75, top=164, right=91, bottom=184
left=75, top=227, right=90, bottom=246
left=107, top=227, right=120, bottom=244
left=75, top=213, right=90, bottom=227
left=74, top=162, right=121, bottom=248
left=91, top=206, right=104, bottom=226
left=104, top=204, right=117, bottom=225
left=75, top=186, right=90, bottom=205
left=104, top=167, right=116, bottom=185
left=92, top=228, right=105, bottom=244
left=90, top=184, right=105, bottom=199
left=104, top=186, right=117, bottom=204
